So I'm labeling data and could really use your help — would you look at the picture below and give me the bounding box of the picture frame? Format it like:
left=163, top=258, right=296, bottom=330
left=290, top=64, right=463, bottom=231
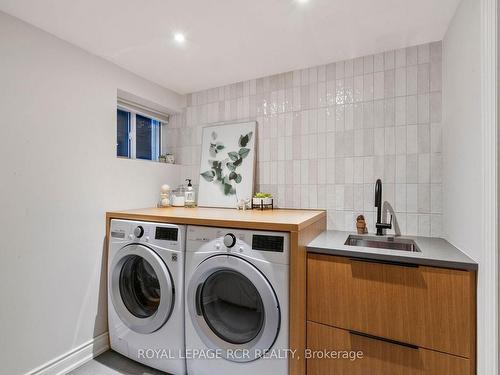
left=197, top=121, right=257, bottom=208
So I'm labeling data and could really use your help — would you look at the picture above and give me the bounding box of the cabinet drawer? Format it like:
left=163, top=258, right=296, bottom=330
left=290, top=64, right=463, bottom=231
left=307, top=321, right=471, bottom=375
left=307, top=254, right=475, bottom=358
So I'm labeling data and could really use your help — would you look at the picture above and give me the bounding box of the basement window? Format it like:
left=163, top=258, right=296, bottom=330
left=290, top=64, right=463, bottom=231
left=116, top=100, right=168, bottom=161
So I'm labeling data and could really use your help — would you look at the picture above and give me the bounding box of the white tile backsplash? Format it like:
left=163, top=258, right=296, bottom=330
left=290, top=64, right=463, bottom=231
left=395, top=48, right=406, bottom=68
left=406, top=65, right=418, bottom=95
left=166, top=41, right=443, bottom=237
left=384, top=50, right=395, bottom=70
left=418, top=44, right=430, bottom=64
left=406, top=46, right=418, bottom=66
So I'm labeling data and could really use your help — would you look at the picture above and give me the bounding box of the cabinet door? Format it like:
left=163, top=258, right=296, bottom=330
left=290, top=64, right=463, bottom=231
left=307, top=254, right=475, bottom=358
left=307, top=322, right=471, bottom=375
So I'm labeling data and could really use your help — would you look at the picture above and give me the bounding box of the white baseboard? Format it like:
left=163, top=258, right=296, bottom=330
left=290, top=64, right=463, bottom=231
left=26, top=332, right=109, bottom=375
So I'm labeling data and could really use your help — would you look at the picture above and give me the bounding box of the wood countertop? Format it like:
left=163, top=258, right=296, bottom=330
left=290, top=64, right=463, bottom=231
left=106, top=207, right=326, bottom=232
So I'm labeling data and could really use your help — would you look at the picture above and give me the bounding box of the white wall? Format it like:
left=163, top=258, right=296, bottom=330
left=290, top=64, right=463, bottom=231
left=442, top=0, right=489, bottom=373
left=443, top=0, right=481, bottom=267
left=0, top=12, right=185, bottom=375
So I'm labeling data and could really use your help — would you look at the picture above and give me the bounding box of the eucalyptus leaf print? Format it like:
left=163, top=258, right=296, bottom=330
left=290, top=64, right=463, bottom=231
left=228, top=151, right=239, bottom=161
left=198, top=123, right=256, bottom=208
left=200, top=170, right=215, bottom=182
left=224, top=183, right=235, bottom=195
left=209, top=141, right=225, bottom=157
left=239, top=147, right=250, bottom=159
left=200, top=131, right=254, bottom=196
left=239, top=132, right=252, bottom=147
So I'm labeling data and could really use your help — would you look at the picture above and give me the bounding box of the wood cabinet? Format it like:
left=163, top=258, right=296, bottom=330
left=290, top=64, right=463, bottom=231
left=306, top=253, right=476, bottom=375
left=307, top=322, right=470, bottom=375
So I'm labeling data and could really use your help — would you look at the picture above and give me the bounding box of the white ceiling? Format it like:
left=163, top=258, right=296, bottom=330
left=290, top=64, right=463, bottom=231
left=0, top=0, right=460, bottom=94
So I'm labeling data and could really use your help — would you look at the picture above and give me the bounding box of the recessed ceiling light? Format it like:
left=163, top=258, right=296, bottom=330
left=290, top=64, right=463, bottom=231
left=174, top=33, right=186, bottom=44
left=297, top=0, right=309, bottom=3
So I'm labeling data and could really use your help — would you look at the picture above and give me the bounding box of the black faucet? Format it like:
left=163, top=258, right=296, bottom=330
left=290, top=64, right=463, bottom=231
left=375, top=179, right=392, bottom=236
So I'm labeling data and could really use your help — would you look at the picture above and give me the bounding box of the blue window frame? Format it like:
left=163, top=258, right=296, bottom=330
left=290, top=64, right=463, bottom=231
left=117, top=109, right=131, bottom=158
left=116, top=109, right=161, bottom=161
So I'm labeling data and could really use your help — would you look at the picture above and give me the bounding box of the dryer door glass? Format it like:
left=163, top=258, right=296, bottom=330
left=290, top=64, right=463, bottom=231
left=188, top=254, right=280, bottom=362
left=200, top=270, right=264, bottom=344
left=119, top=255, right=161, bottom=318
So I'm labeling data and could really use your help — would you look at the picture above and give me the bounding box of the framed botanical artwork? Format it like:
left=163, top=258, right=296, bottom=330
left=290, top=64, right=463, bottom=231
left=197, top=121, right=256, bottom=208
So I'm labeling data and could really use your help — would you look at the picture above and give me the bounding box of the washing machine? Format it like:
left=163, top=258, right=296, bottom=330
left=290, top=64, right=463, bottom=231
left=185, top=225, right=289, bottom=375
left=108, top=219, right=186, bottom=374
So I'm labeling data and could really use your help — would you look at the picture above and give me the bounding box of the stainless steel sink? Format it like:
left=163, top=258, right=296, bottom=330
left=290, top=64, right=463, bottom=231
left=344, top=235, right=421, bottom=252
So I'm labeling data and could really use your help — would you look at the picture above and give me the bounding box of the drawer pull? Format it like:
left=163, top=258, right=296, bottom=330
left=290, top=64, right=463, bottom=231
left=349, top=257, right=419, bottom=268
left=349, top=330, right=419, bottom=350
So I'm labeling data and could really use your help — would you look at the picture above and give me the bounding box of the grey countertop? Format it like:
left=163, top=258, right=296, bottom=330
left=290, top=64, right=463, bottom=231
left=307, top=230, right=478, bottom=271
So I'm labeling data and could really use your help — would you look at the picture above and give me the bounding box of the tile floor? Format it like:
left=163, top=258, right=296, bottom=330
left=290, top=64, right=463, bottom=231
left=69, top=351, right=166, bottom=375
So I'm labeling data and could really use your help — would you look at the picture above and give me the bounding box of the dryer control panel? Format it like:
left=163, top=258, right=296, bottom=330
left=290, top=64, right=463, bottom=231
left=186, top=226, right=289, bottom=265
left=252, top=234, right=284, bottom=252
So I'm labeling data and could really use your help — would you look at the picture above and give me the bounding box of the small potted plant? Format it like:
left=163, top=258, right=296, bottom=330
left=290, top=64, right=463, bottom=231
left=165, top=153, right=175, bottom=164
left=252, top=192, right=273, bottom=209
left=159, top=153, right=175, bottom=164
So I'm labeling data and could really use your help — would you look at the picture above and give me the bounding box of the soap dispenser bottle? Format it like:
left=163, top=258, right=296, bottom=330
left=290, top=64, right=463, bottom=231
left=184, top=179, right=196, bottom=208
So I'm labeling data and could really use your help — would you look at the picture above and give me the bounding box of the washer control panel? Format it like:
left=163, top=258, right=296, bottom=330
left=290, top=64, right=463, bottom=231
left=133, top=226, right=144, bottom=238
left=110, top=220, right=186, bottom=251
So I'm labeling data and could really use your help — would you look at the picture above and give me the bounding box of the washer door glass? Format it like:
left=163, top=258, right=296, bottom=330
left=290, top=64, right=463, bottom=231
left=119, top=255, right=161, bottom=318
left=110, top=244, right=174, bottom=334
left=200, top=270, right=264, bottom=344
